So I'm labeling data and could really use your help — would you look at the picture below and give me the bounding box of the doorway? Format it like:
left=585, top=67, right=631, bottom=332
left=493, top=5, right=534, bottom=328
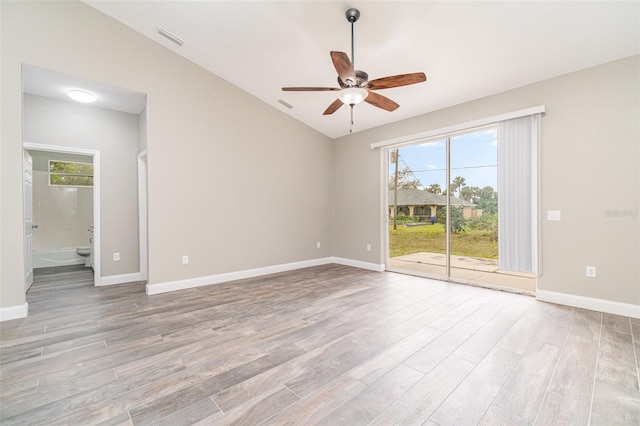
left=23, top=144, right=101, bottom=287
left=386, top=126, right=536, bottom=293
left=21, top=64, right=148, bottom=293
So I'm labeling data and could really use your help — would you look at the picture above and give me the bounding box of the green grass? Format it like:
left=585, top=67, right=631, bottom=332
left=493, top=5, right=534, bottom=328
left=389, top=224, right=498, bottom=259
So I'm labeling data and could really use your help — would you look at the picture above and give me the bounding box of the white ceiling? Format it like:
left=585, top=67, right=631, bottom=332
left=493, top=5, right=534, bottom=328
left=22, top=64, right=147, bottom=114
left=33, top=1, right=640, bottom=139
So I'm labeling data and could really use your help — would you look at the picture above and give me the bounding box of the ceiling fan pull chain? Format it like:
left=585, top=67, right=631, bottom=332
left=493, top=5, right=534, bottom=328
left=350, top=104, right=354, bottom=133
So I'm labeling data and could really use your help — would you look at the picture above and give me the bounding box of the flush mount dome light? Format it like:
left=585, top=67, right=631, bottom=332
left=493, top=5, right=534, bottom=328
left=68, top=89, right=97, bottom=103
left=338, top=87, right=368, bottom=105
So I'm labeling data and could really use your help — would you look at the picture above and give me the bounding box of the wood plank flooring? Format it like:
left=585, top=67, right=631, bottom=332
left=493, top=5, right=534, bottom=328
left=1, top=264, right=639, bottom=425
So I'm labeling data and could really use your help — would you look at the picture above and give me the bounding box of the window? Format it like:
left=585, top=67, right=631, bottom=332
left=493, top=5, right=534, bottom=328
left=49, top=160, right=93, bottom=187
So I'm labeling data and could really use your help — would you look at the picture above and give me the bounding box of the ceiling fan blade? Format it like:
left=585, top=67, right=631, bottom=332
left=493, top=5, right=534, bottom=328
left=364, top=91, right=399, bottom=112
left=367, top=72, right=426, bottom=90
left=282, top=87, right=340, bottom=91
left=330, top=51, right=356, bottom=86
left=323, top=98, right=344, bottom=115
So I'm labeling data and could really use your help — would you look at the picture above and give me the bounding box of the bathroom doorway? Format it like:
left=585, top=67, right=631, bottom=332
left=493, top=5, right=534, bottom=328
left=21, top=64, right=148, bottom=292
left=23, top=144, right=101, bottom=287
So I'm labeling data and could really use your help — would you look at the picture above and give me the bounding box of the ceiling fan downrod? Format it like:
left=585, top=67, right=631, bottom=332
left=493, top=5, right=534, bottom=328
left=345, top=8, right=360, bottom=70
left=345, top=8, right=360, bottom=134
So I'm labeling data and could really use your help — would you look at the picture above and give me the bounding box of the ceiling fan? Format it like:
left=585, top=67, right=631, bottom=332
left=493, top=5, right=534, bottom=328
left=282, top=8, right=426, bottom=129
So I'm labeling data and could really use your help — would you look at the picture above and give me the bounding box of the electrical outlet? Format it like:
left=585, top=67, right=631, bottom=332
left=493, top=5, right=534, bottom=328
left=547, top=210, right=561, bottom=221
left=316, top=241, right=321, bottom=249
left=586, top=266, right=596, bottom=278
left=113, top=252, right=120, bottom=262
left=366, top=244, right=372, bottom=251
left=182, top=255, right=189, bottom=265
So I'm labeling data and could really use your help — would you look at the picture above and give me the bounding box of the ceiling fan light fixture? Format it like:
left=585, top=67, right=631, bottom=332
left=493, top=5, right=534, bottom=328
left=338, top=87, right=368, bottom=105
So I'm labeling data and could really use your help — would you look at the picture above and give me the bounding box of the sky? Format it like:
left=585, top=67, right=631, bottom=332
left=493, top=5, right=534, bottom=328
left=390, top=127, right=498, bottom=193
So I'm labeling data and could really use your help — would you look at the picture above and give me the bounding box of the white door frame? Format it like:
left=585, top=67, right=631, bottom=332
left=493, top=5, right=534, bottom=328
left=138, top=150, right=148, bottom=282
left=23, top=150, right=34, bottom=292
left=23, top=142, right=101, bottom=287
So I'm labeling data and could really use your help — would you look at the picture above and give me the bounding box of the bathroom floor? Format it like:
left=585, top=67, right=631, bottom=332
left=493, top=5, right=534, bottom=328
left=33, top=264, right=90, bottom=279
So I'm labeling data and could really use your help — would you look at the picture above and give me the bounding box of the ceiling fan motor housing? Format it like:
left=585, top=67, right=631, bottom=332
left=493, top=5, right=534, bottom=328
left=338, top=70, right=369, bottom=88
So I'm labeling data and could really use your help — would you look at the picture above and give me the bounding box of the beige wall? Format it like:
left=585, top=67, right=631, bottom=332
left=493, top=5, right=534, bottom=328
left=334, top=55, right=640, bottom=306
left=0, top=1, right=333, bottom=308
left=24, top=94, right=140, bottom=276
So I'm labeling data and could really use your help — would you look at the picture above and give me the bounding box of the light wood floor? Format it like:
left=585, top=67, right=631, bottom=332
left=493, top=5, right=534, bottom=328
left=1, top=264, right=639, bottom=425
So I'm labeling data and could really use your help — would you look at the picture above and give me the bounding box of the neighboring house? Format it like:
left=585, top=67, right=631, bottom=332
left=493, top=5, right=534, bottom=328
left=388, top=188, right=482, bottom=221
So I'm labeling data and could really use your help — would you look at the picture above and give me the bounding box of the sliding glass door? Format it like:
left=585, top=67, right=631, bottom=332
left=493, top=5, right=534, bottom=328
left=448, top=129, right=500, bottom=285
left=386, top=125, right=536, bottom=292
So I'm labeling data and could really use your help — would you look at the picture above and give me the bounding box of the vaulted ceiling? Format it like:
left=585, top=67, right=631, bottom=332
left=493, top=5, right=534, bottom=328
left=73, top=2, right=640, bottom=138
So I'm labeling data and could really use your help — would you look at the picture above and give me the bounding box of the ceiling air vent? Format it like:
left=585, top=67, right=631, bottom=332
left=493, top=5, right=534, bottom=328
left=278, top=99, right=294, bottom=109
left=158, top=27, right=184, bottom=46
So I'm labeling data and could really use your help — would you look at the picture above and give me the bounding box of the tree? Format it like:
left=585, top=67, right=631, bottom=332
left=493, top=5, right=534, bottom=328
left=450, top=176, right=466, bottom=197
left=425, top=183, right=442, bottom=194
left=389, top=166, right=421, bottom=189
left=437, top=206, right=467, bottom=233
left=460, top=186, right=480, bottom=203
left=476, top=186, right=498, bottom=215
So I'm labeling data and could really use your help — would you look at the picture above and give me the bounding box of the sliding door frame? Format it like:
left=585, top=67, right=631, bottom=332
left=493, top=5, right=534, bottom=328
left=379, top=106, right=544, bottom=291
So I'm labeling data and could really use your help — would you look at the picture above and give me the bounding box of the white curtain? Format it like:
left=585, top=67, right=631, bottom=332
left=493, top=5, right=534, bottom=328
left=498, top=115, right=539, bottom=273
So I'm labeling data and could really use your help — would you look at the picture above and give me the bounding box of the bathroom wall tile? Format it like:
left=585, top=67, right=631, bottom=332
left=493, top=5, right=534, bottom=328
left=32, top=170, right=93, bottom=250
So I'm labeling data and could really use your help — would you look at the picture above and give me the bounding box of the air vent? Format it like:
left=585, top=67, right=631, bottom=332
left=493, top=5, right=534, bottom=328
left=158, top=27, right=184, bottom=46
left=278, top=99, right=294, bottom=109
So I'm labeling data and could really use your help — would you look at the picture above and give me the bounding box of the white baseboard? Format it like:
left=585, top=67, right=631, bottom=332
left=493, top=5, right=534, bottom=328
left=0, top=303, right=28, bottom=322
left=97, top=272, right=144, bottom=286
left=331, top=257, right=385, bottom=272
left=147, top=257, right=334, bottom=295
left=146, top=256, right=386, bottom=295
left=536, top=290, right=640, bottom=319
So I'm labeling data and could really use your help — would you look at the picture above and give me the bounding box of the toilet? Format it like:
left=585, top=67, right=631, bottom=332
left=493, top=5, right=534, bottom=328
left=76, top=247, right=91, bottom=267
left=76, top=225, right=94, bottom=268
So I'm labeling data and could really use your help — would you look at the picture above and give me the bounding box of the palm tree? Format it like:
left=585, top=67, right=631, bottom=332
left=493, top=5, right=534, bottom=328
left=459, top=186, right=482, bottom=203
left=426, top=183, right=442, bottom=194
left=450, top=176, right=466, bottom=197
left=459, top=186, right=474, bottom=202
